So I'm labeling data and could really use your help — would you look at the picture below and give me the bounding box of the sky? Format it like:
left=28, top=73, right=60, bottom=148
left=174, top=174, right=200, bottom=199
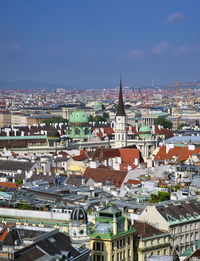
left=0, top=0, right=200, bottom=89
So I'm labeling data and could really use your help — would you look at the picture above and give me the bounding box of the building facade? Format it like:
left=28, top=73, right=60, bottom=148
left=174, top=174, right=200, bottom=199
left=90, top=205, right=135, bottom=261
left=139, top=198, right=200, bottom=255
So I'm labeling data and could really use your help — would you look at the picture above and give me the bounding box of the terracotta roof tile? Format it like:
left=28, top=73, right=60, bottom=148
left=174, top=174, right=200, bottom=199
left=127, top=179, right=141, bottom=185
left=133, top=220, right=165, bottom=238
left=82, top=167, right=127, bottom=188
left=72, top=153, right=88, bottom=161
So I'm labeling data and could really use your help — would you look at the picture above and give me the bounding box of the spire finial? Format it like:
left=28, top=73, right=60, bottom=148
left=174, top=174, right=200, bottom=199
left=116, top=74, right=126, bottom=117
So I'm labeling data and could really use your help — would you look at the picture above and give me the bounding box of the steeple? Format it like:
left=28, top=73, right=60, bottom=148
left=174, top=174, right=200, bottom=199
left=116, top=74, right=126, bottom=116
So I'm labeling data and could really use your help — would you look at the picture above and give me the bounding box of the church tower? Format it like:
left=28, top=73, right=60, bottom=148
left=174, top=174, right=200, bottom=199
left=115, top=75, right=127, bottom=148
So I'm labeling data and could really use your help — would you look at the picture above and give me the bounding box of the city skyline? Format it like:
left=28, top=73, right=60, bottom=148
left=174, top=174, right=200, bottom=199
left=0, top=0, right=200, bottom=89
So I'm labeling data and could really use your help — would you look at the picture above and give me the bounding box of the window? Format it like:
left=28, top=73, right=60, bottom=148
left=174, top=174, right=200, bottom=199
left=112, top=242, right=114, bottom=251
left=128, top=237, right=130, bottom=245
left=75, top=128, right=80, bottom=135
left=123, top=251, right=125, bottom=258
left=117, top=253, right=119, bottom=261
left=97, top=242, right=101, bottom=251
left=112, top=255, right=114, bottom=261
left=157, top=238, right=160, bottom=244
left=185, top=225, right=188, bottom=231
left=120, top=240, right=122, bottom=248
left=93, top=242, right=104, bottom=251
left=157, top=251, right=160, bottom=255
left=117, top=241, right=119, bottom=248
left=144, top=241, right=147, bottom=247
left=123, top=239, right=125, bottom=247
left=164, top=249, right=166, bottom=255
left=128, top=249, right=130, bottom=257
left=151, top=240, right=153, bottom=245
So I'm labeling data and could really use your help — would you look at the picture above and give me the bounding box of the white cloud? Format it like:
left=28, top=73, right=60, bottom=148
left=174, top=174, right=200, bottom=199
left=166, top=12, right=185, bottom=24
left=117, top=49, right=144, bottom=61
left=152, top=41, right=170, bottom=55
left=176, top=43, right=200, bottom=55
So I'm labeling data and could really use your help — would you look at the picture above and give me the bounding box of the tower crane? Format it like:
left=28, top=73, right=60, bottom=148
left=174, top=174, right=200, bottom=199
left=167, top=81, right=200, bottom=129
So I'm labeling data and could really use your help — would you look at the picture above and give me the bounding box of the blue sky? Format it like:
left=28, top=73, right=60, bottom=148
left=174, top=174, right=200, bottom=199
left=0, top=0, right=200, bottom=88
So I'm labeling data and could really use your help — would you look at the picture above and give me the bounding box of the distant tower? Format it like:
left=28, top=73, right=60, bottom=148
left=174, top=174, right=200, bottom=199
left=115, top=75, right=127, bottom=148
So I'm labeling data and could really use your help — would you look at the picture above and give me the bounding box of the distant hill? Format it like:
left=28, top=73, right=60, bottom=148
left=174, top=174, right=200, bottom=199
left=0, top=80, right=117, bottom=90
left=0, top=80, right=71, bottom=90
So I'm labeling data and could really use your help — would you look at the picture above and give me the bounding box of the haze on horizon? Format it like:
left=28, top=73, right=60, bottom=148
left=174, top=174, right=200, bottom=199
left=0, top=0, right=200, bottom=89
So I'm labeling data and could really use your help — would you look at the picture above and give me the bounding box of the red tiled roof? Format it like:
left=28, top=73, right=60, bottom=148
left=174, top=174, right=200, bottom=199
left=119, top=148, right=140, bottom=163
left=72, top=153, right=88, bottom=161
left=92, top=147, right=142, bottom=170
left=158, top=182, right=168, bottom=187
left=155, top=145, right=200, bottom=162
left=127, top=179, right=141, bottom=185
left=82, top=167, right=127, bottom=188
left=0, top=226, right=8, bottom=243
left=0, top=182, right=18, bottom=192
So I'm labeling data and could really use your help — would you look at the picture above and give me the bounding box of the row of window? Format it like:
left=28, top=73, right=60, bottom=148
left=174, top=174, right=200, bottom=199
left=113, top=249, right=131, bottom=261
left=144, top=237, right=167, bottom=247
left=112, top=237, right=131, bottom=250
left=172, top=223, right=199, bottom=234
left=67, top=128, right=89, bottom=135
left=93, top=255, right=104, bottom=261
left=144, top=249, right=167, bottom=261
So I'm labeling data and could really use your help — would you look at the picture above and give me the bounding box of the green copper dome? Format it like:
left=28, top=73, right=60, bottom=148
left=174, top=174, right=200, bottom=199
left=67, top=109, right=91, bottom=140
left=69, top=110, right=89, bottom=124
left=139, top=125, right=151, bottom=139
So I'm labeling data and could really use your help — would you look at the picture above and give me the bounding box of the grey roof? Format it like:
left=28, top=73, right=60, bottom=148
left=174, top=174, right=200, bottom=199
left=156, top=198, right=200, bottom=222
left=0, top=160, right=35, bottom=172
left=166, top=136, right=200, bottom=144
left=14, top=230, right=90, bottom=260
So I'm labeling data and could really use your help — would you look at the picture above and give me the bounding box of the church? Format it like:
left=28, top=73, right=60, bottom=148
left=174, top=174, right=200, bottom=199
left=64, top=76, right=172, bottom=160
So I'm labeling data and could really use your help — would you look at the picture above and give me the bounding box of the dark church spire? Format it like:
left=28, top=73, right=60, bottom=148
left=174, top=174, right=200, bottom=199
left=116, top=74, right=126, bottom=116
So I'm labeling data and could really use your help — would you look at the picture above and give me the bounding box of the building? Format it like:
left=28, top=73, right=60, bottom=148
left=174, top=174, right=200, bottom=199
left=0, top=228, right=91, bottom=260
left=90, top=204, right=135, bottom=261
left=67, top=109, right=92, bottom=141
left=133, top=220, right=170, bottom=261
left=139, top=198, right=200, bottom=255
left=0, top=110, right=11, bottom=127
left=115, top=76, right=127, bottom=148
left=69, top=206, right=91, bottom=248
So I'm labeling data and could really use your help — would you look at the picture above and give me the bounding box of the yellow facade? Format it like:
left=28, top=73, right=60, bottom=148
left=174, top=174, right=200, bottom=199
left=90, top=233, right=134, bottom=261
left=137, top=235, right=170, bottom=261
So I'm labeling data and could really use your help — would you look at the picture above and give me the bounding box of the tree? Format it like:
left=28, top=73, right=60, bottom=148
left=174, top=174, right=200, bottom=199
left=88, top=115, right=94, bottom=122
left=103, top=112, right=109, bottom=120
left=42, top=116, right=68, bottom=125
left=154, top=117, right=173, bottom=129
left=178, top=123, right=188, bottom=130
left=93, top=115, right=105, bottom=123
left=149, top=191, right=170, bottom=203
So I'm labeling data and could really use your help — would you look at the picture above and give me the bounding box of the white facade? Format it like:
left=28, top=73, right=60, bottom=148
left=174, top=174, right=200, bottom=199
left=115, top=115, right=127, bottom=148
